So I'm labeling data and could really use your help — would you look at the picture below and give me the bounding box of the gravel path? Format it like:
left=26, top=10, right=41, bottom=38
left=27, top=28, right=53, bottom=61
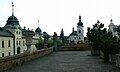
left=6, top=51, right=120, bottom=72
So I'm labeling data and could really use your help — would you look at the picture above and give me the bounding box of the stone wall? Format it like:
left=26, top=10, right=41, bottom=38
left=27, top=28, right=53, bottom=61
left=57, top=44, right=91, bottom=51
left=0, top=48, right=53, bottom=71
left=116, top=54, right=120, bottom=67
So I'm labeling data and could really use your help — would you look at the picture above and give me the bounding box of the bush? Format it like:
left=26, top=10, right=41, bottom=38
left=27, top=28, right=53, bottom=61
left=48, top=39, right=54, bottom=47
left=35, top=39, right=44, bottom=50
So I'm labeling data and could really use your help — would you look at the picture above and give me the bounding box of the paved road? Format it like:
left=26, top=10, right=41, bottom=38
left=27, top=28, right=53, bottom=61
left=6, top=51, right=120, bottom=72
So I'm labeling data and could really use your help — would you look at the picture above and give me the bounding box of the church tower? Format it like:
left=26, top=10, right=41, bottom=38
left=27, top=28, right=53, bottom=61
left=108, top=19, right=114, bottom=32
left=3, top=2, right=23, bottom=55
left=108, top=19, right=119, bottom=38
left=77, top=16, right=84, bottom=43
left=35, top=20, right=42, bottom=37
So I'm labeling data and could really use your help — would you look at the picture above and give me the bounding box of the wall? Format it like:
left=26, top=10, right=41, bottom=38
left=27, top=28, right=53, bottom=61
left=0, top=48, right=53, bottom=71
left=57, top=44, right=90, bottom=51
left=116, top=54, right=120, bottom=67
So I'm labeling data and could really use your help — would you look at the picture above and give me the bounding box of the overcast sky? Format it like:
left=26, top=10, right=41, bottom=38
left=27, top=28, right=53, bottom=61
left=0, top=0, right=120, bottom=36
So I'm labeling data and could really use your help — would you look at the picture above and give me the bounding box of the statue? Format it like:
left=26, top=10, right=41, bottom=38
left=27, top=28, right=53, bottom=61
left=53, top=32, right=58, bottom=50
left=43, top=32, right=50, bottom=48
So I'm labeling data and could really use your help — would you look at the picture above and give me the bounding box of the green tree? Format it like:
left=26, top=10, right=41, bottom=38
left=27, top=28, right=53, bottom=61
left=57, top=39, right=62, bottom=46
left=48, top=39, right=54, bottom=47
left=87, top=20, right=105, bottom=55
left=60, top=28, right=65, bottom=45
left=100, top=33, right=120, bottom=62
left=35, top=38, right=44, bottom=50
left=87, top=20, right=120, bottom=62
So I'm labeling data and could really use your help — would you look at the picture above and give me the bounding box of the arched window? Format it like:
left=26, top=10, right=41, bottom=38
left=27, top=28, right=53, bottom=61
left=79, top=30, right=81, bottom=33
left=17, top=47, right=21, bottom=54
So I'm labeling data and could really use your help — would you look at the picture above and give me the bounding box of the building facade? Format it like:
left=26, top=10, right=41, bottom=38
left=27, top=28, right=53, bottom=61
left=0, top=2, right=42, bottom=57
left=0, top=28, right=14, bottom=57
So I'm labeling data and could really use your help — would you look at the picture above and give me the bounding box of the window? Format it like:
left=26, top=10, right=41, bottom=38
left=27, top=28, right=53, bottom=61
left=17, top=41, right=18, bottom=46
left=79, top=30, right=81, bottom=33
left=2, top=53, right=4, bottom=57
left=9, top=52, right=10, bottom=56
left=16, top=31, right=18, bottom=34
left=19, top=41, right=20, bottom=45
left=23, top=41, right=25, bottom=46
left=74, top=37, right=76, bottom=40
left=19, top=32, right=20, bottom=35
left=2, top=40, right=4, bottom=48
left=8, top=40, right=10, bottom=47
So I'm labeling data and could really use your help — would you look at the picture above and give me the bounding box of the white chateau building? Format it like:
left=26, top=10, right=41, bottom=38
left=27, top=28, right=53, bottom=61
left=108, top=19, right=119, bottom=38
left=0, top=2, right=42, bottom=57
left=68, top=16, right=84, bottom=44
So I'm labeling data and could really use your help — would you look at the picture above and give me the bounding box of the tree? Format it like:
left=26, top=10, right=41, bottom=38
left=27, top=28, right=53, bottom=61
left=60, top=28, right=65, bottom=45
left=87, top=20, right=105, bottom=55
left=48, top=39, right=54, bottom=48
left=35, top=38, right=44, bottom=50
left=87, top=20, right=120, bottom=62
left=100, top=32, right=120, bottom=62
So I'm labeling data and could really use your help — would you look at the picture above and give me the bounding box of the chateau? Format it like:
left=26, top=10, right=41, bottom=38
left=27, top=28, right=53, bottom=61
left=0, top=2, right=42, bottom=57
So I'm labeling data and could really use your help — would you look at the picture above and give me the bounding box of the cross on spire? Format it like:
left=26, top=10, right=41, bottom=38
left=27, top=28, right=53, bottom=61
left=37, top=19, right=39, bottom=28
left=110, top=15, right=113, bottom=23
left=12, top=2, right=14, bottom=15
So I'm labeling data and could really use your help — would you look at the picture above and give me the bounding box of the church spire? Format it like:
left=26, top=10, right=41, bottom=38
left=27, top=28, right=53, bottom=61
left=12, top=2, right=14, bottom=16
left=79, top=15, right=81, bottom=22
left=110, top=15, right=113, bottom=23
left=37, top=19, right=39, bottom=28
left=77, top=15, right=83, bottom=26
left=110, top=19, right=113, bottom=23
left=72, top=27, right=74, bottom=32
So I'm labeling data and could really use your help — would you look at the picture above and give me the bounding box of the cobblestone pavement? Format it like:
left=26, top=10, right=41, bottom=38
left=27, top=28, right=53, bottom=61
left=6, top=51, right=120, bottom=72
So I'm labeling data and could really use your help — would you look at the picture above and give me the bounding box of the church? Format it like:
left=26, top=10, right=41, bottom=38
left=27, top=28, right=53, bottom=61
left=68, top=16, right=84, bottom=44
left=0, top=2, right=42, bottom=57
left=108, top=19, right=119, bottom=38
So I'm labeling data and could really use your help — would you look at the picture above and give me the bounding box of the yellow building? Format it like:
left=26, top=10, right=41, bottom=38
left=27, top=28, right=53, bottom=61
left=0, top=28, right=14, bottom=57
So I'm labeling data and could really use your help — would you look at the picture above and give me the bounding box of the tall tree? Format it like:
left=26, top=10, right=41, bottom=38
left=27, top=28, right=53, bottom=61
left=60, top=28, right=64, bottom=39
left=60, top=28, right=65, bottom=44
left=87, top=20, right=105, bottom=55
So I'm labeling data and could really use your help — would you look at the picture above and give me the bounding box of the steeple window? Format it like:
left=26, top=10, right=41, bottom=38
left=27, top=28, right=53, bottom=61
left=79, top=30, right=81, bottom=33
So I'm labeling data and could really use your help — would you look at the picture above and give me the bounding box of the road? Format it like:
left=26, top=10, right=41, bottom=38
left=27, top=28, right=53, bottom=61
left=6, top=51, right=120, bottom=72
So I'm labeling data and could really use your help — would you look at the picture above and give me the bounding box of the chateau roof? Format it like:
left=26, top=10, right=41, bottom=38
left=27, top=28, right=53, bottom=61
left=0, top=27, right=14, bottom=37
left=4, top=15, right=21, bottom=29
left=35, top=27, right=42, bottom=35
left=3, top=2, right=21, bottom=29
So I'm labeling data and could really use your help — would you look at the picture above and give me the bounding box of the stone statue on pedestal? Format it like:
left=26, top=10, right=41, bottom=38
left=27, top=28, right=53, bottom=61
left=53, top=32, right=58, bottom=50
left=43, top=32, right=50, bottom=48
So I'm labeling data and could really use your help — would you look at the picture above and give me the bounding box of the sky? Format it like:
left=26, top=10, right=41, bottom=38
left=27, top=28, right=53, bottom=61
left=0, top=0, right=120, bottom=36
